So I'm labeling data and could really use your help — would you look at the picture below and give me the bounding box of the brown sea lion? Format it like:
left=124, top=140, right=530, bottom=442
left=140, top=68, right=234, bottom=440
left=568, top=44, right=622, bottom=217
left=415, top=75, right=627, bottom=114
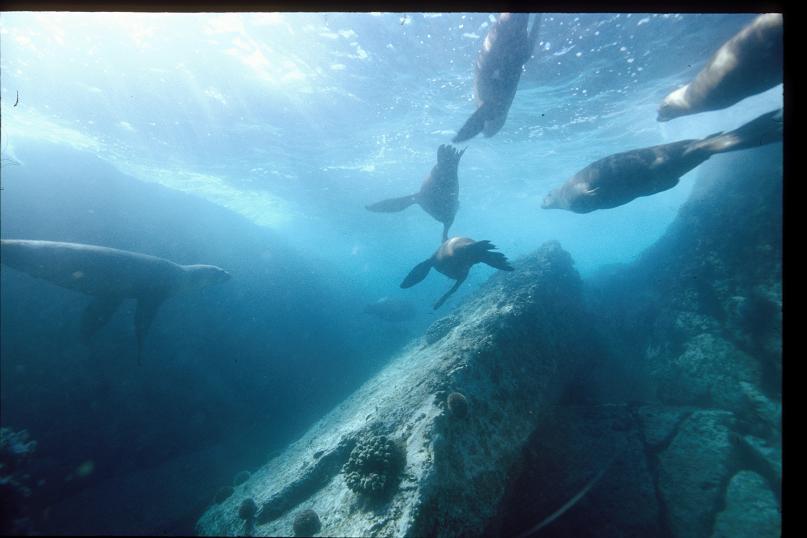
left=400, top=236, right=514, bottom=309
left=542, top=108, right=782, bottom=214
left=657, top=13, right=783, bottom=122
left=366, top=144, right=465, bottom=241
left=453, top=13, right=541, bottom=143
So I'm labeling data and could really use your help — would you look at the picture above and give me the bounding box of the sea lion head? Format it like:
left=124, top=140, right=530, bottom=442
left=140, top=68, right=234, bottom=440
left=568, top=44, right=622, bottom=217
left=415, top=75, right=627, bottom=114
left=183, top=264, right=231, bottom=290
left=541, top=188, right=567, bottom=210
left=657, top=85, right=690, bottom=122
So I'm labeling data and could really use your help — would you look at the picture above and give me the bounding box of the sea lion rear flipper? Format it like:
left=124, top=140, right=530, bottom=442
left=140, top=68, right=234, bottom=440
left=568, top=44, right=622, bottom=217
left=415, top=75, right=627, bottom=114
left=433, top=277, right=465, bottom=310
left=80, top=295, right=124, bottom=344
left=366, top=194, right=419, bottom=213
left=472, top=240, right=514, bottom=271
left=692, top=107, right=783, bottom=155
left=134, top=292, right=167, bottom=364
left=400, top=258, right=433, bottom=289
left=453, top=103, right=493, bottom=143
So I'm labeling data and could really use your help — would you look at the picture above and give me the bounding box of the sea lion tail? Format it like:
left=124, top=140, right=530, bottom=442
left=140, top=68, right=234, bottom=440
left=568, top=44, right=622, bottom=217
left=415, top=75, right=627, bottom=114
left=366, top=194, right=419, bottom=213
left=437, top=144, right=467, bottom=168
left=453, top=103, right=493, bottom=143
left=401, top=258, right=433, bottom=288
left=473, top=240, right=515, bottom=271
left=692, top=108, right=783, bottom=155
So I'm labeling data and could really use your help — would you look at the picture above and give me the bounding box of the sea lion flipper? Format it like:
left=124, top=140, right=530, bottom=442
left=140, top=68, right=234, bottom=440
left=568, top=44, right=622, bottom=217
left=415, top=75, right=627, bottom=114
left=433, top=277, right=465, bottom=310
left=134, top=292, right=167, bottom=362
left=366, top=194, right=419, bottom=213
left=400, top=258, right=433, bottom=289
left=80, top=295, right=124, bottom=343
left=527, top=13, right=543, bottom=56
left=453, top=103, right=493, bottom=143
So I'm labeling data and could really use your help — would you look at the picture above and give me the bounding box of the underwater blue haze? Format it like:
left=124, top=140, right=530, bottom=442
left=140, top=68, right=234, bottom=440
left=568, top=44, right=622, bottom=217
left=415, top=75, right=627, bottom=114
left=0, top=11, right=782, bottom=536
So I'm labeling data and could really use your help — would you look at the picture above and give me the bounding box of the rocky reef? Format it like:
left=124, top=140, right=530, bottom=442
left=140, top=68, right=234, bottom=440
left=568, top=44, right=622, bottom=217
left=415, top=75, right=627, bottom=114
left=489, top=145, right=782, bottom=538
left=196, top=240, right=600, bottom=537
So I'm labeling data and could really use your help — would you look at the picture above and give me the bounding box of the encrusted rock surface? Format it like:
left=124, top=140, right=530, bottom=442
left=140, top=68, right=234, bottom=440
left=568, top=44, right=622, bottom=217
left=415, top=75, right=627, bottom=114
left=196, top=241, right=596, bottom=537
left=711, top=471, right=780, bottom=538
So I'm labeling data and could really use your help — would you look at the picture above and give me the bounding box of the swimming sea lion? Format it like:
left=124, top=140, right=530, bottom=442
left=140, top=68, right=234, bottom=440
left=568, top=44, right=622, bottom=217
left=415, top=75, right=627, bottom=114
left=453, top=12, right=541, bottom=143
left=542, top=108, right=782, bottom=213
left=0, top=239, right=231, bottom=361
left=366, top=144, right=465, bottom=241
left=657, top=13, right=782, bottom=122
left=400, top=236, right=514, bottom=310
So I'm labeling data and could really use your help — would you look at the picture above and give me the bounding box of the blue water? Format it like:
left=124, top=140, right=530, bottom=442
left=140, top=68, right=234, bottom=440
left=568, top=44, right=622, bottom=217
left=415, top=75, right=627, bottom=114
left=0, top=12, right=783, bottom=535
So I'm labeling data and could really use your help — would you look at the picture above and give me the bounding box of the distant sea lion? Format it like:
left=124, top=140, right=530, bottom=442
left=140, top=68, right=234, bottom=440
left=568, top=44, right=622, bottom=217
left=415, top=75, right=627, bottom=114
left=367, top=144, right=465, bottom=241
left=453, top=13, right=541, bottom=143
left=657, top=13, right=783, bottom=122
left=363, top=297, right=416, bottom=323
left=542, top=108, right=782, bottom=213
left=400, top=236, right=514, bottom=310
left=0, top=239, right=230, bottom=361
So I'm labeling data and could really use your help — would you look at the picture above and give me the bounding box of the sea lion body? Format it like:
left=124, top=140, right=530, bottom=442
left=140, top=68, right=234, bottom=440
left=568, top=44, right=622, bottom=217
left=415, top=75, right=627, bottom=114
left=543, top=108, right=783, bottom=213
left=1, top=239, right=230, bottom=359
left=400, top=236, right=513, bottom=309
left=657, top=13, right=783, bottom=121
left=453, top=13, right=541, bottom=143
left=367, top=145, right=465, bottom=240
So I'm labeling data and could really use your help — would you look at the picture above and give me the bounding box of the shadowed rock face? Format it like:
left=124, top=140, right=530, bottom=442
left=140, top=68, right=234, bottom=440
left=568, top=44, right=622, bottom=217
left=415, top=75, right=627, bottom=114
left=196, top=241, right=601, bottom=538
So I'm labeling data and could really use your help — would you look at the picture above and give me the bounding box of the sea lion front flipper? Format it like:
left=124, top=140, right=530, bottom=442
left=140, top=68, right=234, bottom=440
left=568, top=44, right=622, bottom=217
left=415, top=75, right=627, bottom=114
left=134, top=292, right=167, bottom=363
left=400, top=258, right=433, bottom=289
left=433, top=276, right=465, bottom=310
left=527, top=13, right=543, bottom=57
left=453, top=103, right=493, bottom=143
left=366, top=194, right=419, bottom=213
left=80, top=295, right=124, bottom=344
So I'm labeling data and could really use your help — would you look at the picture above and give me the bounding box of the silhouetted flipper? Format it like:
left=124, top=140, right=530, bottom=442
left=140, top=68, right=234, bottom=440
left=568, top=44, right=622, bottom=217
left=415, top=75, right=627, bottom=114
left=366, top=194, right=419, bottom=213
left=400, top=258, right=433, bottom=289
left=453, top=103, right=494, bottom=143
left=134, top=292, right=167, bottom=364
left=433, top=277, right=465, bottom=310
left=80, top=295, right=124, bottom=344
left=474, top=241, right=515, bottom=271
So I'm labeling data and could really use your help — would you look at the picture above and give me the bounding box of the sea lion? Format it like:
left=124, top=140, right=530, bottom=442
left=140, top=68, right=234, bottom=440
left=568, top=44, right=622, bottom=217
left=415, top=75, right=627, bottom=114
left=657, top=13, right=783, bottom=122
left=0, top=239, right=231, bottom=361
left=363, top=297, right=416, bottom=323
left=400, top=236, right=514, bottom=310
left=453, top=13, right=541, bottom=143
left=366, top=144, right=465, bottom=241
left=542, top=108, right=782, bottom=213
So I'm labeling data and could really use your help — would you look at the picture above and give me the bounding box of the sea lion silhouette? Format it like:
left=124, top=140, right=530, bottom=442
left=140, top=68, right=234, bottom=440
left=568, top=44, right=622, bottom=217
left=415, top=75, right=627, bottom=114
left=400, top=236, right=514, bottom=310
left=453, top=12, right=541, bottom=143
left=367, top=144, right=466, bottom=241
left=657, top=13, right=783, bottom=122
left=542, top=108, right=782, bottom=214
left=1, top=239, right=231, bottom=362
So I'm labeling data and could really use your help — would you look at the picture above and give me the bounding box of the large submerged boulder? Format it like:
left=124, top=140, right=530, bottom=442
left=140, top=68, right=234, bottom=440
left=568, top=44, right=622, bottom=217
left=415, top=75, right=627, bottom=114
left=196, top=241, right=599, bottom=537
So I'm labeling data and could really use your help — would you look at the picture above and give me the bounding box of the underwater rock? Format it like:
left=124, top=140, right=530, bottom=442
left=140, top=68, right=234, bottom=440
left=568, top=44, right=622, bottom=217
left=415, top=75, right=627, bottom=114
left=0, top=427, right=38, bottom=536
left=656, top=333, right=761, bottom=412
left=214, top=486, right=234, bottom=504
left=238, top=498, right=257, bottom=520
left=711, top=471, right=780, bottom=538
left=233, top=470, right=251, bottom=487
left=658, top=410, right=738, bottom=538
left=446, top=392, right=469, bottom=418
left=196, top=241, right=594, bottom=537
left=487, top=404, right=661, bottom=538
left=292, top=508, right=321, bottom=537
left=342, top=433, right=405, bottom=499
left=637, top=405, right=694, bottom=452
left=424, top=314, right=460, bottom=344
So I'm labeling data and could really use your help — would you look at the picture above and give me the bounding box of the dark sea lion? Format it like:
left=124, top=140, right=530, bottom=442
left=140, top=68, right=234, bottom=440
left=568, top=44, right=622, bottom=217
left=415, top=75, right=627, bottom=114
left=0, top=239, right=230, bottom=361
left=366, top=144, right=465, bottom=241
left=542, top=108, right=782, bottom=214
left=453, top=13, right=541, bottom=143
left=657, top=13, right=783, bottom=122
left=400, top=236, right=514, bottom=310
left=363, top=297, right=416, bottom=323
